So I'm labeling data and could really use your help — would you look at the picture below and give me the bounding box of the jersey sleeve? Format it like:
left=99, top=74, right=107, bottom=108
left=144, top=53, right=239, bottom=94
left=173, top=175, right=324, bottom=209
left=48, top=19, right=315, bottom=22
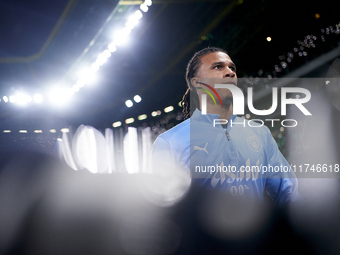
left=149, top=136, right=191, bottom=206
left=264, top=128, right=302, bottom=206
left=152, top=136, right=177, bottom=173
left=152, top=134, right=190, bottom=173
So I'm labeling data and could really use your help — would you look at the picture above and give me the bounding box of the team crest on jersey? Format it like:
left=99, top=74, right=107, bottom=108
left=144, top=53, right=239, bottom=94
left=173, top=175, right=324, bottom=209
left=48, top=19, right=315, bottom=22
left=247, top=136, right=262, bottom=152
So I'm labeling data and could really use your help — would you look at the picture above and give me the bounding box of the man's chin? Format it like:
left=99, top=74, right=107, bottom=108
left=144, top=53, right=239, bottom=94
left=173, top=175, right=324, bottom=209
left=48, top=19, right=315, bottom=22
left=221, top=96, right=233, bottom=107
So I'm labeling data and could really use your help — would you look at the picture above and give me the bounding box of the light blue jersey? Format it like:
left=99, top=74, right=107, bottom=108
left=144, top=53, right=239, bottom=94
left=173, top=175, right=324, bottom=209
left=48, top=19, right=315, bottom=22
left=152, top=109, right=301, bottom=206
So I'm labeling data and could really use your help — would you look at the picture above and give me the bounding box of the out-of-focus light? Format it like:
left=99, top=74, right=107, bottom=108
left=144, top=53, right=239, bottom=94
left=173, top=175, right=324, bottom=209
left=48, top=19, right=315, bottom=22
left=113, top=121, right=122, bottom=128
left=78, top=68, right=96, bottom=81
left=16, top=93, right=25, bottom=104
left=123, top=127, right=139, bottom=173
left=9, top=95, right=16, bottom=103
left=122, top=27, right=131, bottom=35
left=164, top=106, right=174, bottom=113
left=49, top=129, right=56, bottom=133
left=114, top=37, right=127, bottom=47
left=76, top=80, right=85, bottom=88
left=19, top=130, right=27, bottom=133
left=178, top=101, right=182, bottom=107
left=135, top=10, right=143, bottom=19
left=91, top=62, right=100, bottom=72
left=133, top=95, right=142, bottom=103
left=315, top=13, right=320, bottom=19
left=72, top=125, right=109, bottom=174
left=57, top=138, right=62, bottom=142
left=3, top=96, right=8, bottom=103
left=3, top=130, right=11, bottom=133
left=157, top=110, right=161, bottom=115
left=125, top=100, right=133, bottom=108
left=48, top=87, right=72, bottom=107
left=280, top=127, right=285, bottom=132
left=126, top=14, right=140, bottom=29
left=246, top=114, right=251, bottom=119
left=266, top=37, right=272, bottom=42
left=145, top=0, right=152, bottom=6
left=34, top=130, right=43, bottom=133
left=108, top=43, right=117, bottom=52
left=33, top=94, right=43, bottom=103
left=27, top=95, right=32, bottom=102
left=61, top=128, right=69, bottom=133
left=72, top=85, right=80, bottom=93
left=102, top=49, right=111, bottom=59
left=125, top=118, right=135, bottom=124
left=151, top=111, right=158, bottom=117
left=140, top=3, right=148, bottom=12
left=126, top=21, right=137, bottom=30
left=125, top=22, right=134, bottom=30
left=96, top=54, right=108, bottom=66
left=138, top=114, right=147, bottom=120
left=113, top=29, right=130, bottom=46
left=16, top=93, right=31, bottom=105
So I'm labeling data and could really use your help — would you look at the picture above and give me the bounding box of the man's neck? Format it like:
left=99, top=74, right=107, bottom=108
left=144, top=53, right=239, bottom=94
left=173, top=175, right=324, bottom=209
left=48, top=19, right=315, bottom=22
left=205, top=104, right=233, bottom=121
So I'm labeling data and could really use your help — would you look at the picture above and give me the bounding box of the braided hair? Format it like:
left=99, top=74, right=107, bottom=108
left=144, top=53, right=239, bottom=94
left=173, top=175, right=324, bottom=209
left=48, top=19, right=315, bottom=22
left=181, top=47, right=228, bottom=120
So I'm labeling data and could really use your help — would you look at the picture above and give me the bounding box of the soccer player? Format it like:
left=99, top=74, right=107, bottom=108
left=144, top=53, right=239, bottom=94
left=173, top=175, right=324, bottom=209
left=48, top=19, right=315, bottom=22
left=152, top=47, right=301, bottom=207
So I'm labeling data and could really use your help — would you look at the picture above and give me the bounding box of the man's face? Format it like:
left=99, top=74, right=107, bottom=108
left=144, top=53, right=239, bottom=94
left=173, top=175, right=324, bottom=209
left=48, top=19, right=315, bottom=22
left=196, top=52, right=237, bottom=80
left=192, top=52, right=237, bottom=106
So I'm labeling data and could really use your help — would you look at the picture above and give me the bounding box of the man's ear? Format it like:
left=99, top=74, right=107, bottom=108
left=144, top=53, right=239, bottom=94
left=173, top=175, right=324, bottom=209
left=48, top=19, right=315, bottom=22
left=191, top=77, right=199, bottom=88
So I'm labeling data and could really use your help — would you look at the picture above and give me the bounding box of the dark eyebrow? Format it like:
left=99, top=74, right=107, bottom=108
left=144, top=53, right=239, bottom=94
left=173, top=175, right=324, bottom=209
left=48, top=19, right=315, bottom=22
left=212, top=61, right=236, bottom=69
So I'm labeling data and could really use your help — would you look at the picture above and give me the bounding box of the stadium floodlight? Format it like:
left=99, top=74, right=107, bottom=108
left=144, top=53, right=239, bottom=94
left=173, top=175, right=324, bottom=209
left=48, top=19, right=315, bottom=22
left=16, top=93, right=31, bottom=105
left=138, top=114, right=147, bottom=120
left=125, top=100, right=133, bottom=108
left=33, top=94, right=43, bottom=103
left=113, top=29, right=130, bottom=46
left=61, top=128, right=69, bottom=133
left=102, top=49, right=111, bottom=59
left=164, top=106, right=174, bottom=113
left=77, top=80, right=85, bottom=87
left=125, top=118, right=134, bottom=124
left=108, top=43, right=117, bottom=52
left=140, top=3, right=148, bottom=12
left=133, top=95, right=142, bottom=103
left=78, top=68, right=97, bottom=85
left=48, top=86, right=72, bottom=107
left=72, top=85, right=80, bottom=93
left=9, top=95, right=16, bottom=103
left=135, top=10, right=143, bottom=19
left=91, top=62, right=100, bottom=72
left=96, top=54, right=107, bottom=66
left=112, top=121, right=122, bottom=128
left=145, top=0, right=152, bottom=6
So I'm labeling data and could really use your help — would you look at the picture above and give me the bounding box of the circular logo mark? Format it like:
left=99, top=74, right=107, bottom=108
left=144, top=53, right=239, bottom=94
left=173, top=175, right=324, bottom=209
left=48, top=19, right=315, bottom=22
left=247, top=136, right=263, bottom=152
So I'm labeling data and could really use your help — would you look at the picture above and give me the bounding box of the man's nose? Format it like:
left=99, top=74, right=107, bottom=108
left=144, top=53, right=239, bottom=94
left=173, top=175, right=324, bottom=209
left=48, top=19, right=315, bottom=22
left=223, top=69, right=236, bottom=78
